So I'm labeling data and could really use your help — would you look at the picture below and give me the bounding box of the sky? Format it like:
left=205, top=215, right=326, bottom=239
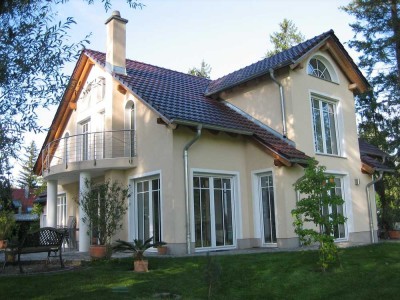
left=12, top=0, right=358, bottom=182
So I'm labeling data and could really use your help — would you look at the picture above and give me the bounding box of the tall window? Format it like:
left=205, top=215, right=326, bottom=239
left=311, top=95, right=338, bottom=155
left=57, top=194, right=67, bottom=227
left=135, top=176, right=162, bottom=243
left=323, top=177, right=346, bottom=239
left=258, top=173, right=276, bottom=244
left=193, top=175, right=234, bottom=249
left=81, top=120, right=90, bottom=160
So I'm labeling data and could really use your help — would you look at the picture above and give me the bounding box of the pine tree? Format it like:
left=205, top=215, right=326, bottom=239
left=265, top=19, right=305, bottom=57
left=342, top=0, right=400, bottom=233
left=17, top=141, right=40, bottom=191
left=188, top=60, right=212, bottom=79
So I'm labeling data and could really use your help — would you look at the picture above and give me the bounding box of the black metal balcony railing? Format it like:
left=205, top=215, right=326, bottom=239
left=42, top=130, right=136, bottom=173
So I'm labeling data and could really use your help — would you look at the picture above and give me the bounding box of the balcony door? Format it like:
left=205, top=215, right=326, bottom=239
left=81, top=120, right=90, bottom=160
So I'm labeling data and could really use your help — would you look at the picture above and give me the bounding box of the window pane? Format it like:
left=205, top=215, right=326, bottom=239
left=312, top=100, right=323, bottom=152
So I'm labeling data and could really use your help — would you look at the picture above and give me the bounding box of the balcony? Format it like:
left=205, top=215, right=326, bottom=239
left=41, top=130, right=136, bottom=181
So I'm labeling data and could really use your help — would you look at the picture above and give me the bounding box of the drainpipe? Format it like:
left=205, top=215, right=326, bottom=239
left=366, top=171, right=384, bottom=244
left=269, top=69, right=288, bottom=138
left=183, top=125, right=202, bottom=254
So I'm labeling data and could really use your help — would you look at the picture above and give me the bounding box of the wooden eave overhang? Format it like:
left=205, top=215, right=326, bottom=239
left=33, top=53, right=94, bottom=175
left=290, top=36, right=370, bottom=94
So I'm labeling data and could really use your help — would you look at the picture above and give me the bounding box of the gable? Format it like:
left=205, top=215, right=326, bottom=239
left=206, top=30, right=369, bottom=97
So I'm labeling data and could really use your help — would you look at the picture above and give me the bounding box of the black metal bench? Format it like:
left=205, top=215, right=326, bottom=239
left=6, top=227, right=65, bottom=273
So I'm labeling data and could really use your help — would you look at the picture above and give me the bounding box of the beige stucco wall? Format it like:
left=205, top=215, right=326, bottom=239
left=221, top=50, right=375, bottom=241
left=48, top=48, right=375, bottom=253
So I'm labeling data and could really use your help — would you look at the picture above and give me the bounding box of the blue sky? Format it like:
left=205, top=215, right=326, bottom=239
left=14, top=0, right=358, bottom=180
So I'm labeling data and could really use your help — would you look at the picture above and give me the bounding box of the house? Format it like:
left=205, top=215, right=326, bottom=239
left=12, top=188, right=36, bottom=214
left=34, top=11, right=388, bottom=254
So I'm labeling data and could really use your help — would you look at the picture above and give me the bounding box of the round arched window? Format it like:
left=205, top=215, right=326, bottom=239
left=307, top=58, right=332, bottom=81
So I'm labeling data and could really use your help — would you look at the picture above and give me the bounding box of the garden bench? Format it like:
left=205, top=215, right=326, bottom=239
left=5, top=227, right=65, bottom=273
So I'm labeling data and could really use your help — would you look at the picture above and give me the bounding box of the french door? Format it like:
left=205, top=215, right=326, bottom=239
left=258, top=172, right=276, bottom=244
left=134, top=176, right=162, bottom=243
left=193, top=175, right=234, bottom=249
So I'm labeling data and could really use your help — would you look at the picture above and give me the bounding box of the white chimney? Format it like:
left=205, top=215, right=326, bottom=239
left=105, top=11, right=128, bottom=75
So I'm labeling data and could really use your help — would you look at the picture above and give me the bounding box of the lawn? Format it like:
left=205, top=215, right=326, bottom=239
left=1, top=242, right=400, bottom=299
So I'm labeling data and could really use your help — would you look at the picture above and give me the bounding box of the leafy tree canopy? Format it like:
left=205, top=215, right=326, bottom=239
left=265, top=18, right=305, bottom=57
left=342, top=0, right=400, bottom=233
left=188, top=60, right=212, bottom=79
left=0, top=0, right=143, bottom=178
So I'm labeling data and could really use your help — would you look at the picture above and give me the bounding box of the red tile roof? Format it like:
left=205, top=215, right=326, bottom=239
left=84, top=49, right=310, bottom=164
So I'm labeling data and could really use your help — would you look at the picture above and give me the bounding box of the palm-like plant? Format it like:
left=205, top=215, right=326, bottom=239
left=112, top=237, right=165, bottom=261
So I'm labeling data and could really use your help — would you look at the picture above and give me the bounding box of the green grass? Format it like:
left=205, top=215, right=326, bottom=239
left=1, top=242, right=400, bottom=299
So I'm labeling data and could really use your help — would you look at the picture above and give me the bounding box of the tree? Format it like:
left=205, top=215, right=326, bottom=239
left=342, top=0, right=400, bottom=233
left=188, top=60, right=212, bottom=79
left=265, top=18, right=305, bottom=57
left=291, top=159, right=346, bottom=271
left=17, top=141, right=40, bottom=190
left=0, top=0, right=143, bottom=178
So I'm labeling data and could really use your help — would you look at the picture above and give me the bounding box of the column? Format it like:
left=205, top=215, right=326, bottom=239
left=79, top=172, right=91, bottom=252
left=46, top=180, right=57, bottom=228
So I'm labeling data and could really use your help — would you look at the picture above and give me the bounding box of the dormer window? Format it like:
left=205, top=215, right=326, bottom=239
left=307, top=55, right=338, bottom=83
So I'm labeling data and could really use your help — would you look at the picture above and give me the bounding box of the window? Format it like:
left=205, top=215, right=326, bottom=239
left=193, top=175, right=234, bottom=249
left=311, top=95, right=339, bottom=155
left=57, top=194, right=67, bottom=227
left=134, top=176, right=162, bottom=243
left=258, top=173, right=276, bottom=244
left=81, top=120, right=90, bottom=160
left=308, top=58, right=332, bottom=81
left=323, top=177, right=346, bottom=239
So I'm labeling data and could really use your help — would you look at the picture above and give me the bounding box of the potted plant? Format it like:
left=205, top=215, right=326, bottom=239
left=78, top=179, right=129, bottom=259
left=0, top=210, right=16, bottom=249
left=157, top=243, right=168, bottom=255
left=113, top=236, right=164, bottom=272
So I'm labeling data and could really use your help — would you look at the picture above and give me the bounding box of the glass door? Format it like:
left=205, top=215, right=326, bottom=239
left=193, top=175, right=234, bottom=249
left=259, top=173, right=276, bottom=244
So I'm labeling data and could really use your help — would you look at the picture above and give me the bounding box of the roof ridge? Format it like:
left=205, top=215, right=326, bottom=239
left=205, top=29, right=335, bottom=96
left=84, top=48, right=212, bottom=83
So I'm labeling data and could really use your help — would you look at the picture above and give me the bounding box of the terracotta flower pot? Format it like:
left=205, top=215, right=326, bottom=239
left=157, top=246, right=168, bottom=255
left=134, top=260, right=148, bottom=272
left=89, top=245, right=108, bottom=259
left=0, top=239, right=7, bottom=249
left=388, top=230, right=400, bottom=239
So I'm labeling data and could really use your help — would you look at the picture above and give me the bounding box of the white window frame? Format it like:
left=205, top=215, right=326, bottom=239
left=128, top=171, right=163, bottom=246
left=325, top=174, right=348, bottom=241
left=307, top=54, right=339, bottom=83
left=190, top=168, right=240, bottom=252
left=252, top=169, right=278, bottom=247
left=80, top=119, right=91, bottom=161
left=57, top=194, right=67, bottom=228
left=311, top=94, right=340, bottom=156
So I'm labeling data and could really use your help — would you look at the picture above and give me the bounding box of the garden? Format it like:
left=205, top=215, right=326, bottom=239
left=1, top=242, right=400, bottom=299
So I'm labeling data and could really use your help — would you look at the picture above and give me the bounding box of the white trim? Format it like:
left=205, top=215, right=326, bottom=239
left=306, top=52, right=340, bottom=84
left=127, top=170, right=163, bottom=245
left=190, top=168, right=241, bottom=251
left=251, top=168, right=278, bottom=247
left=309, top=92, right=342, bottom=156
left=325, top=170, right=352, bottom=241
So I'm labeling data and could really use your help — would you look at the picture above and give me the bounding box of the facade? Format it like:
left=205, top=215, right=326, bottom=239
left=34, top=11, right=387, bottom=254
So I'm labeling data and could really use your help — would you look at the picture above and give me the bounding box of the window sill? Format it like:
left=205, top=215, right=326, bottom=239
left=315, top=152, right=347, bottom=159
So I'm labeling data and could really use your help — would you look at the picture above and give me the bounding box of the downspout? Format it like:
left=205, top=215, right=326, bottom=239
left=269, top=69, right=288, bottom=138
left=366, top=171, right=384, bottom=244
left=183, top=125, right=202, bottom=254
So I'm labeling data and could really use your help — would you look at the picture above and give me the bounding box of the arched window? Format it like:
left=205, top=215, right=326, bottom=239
left=307, top=55, right=338, bottom=83
left=64, top=132, right=70, bottom=167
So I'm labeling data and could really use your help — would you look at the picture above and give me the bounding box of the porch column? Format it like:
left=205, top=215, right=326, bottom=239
left=46, top=180, right=57, bottom=228
left=79, top=172, right=91, bottom=252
